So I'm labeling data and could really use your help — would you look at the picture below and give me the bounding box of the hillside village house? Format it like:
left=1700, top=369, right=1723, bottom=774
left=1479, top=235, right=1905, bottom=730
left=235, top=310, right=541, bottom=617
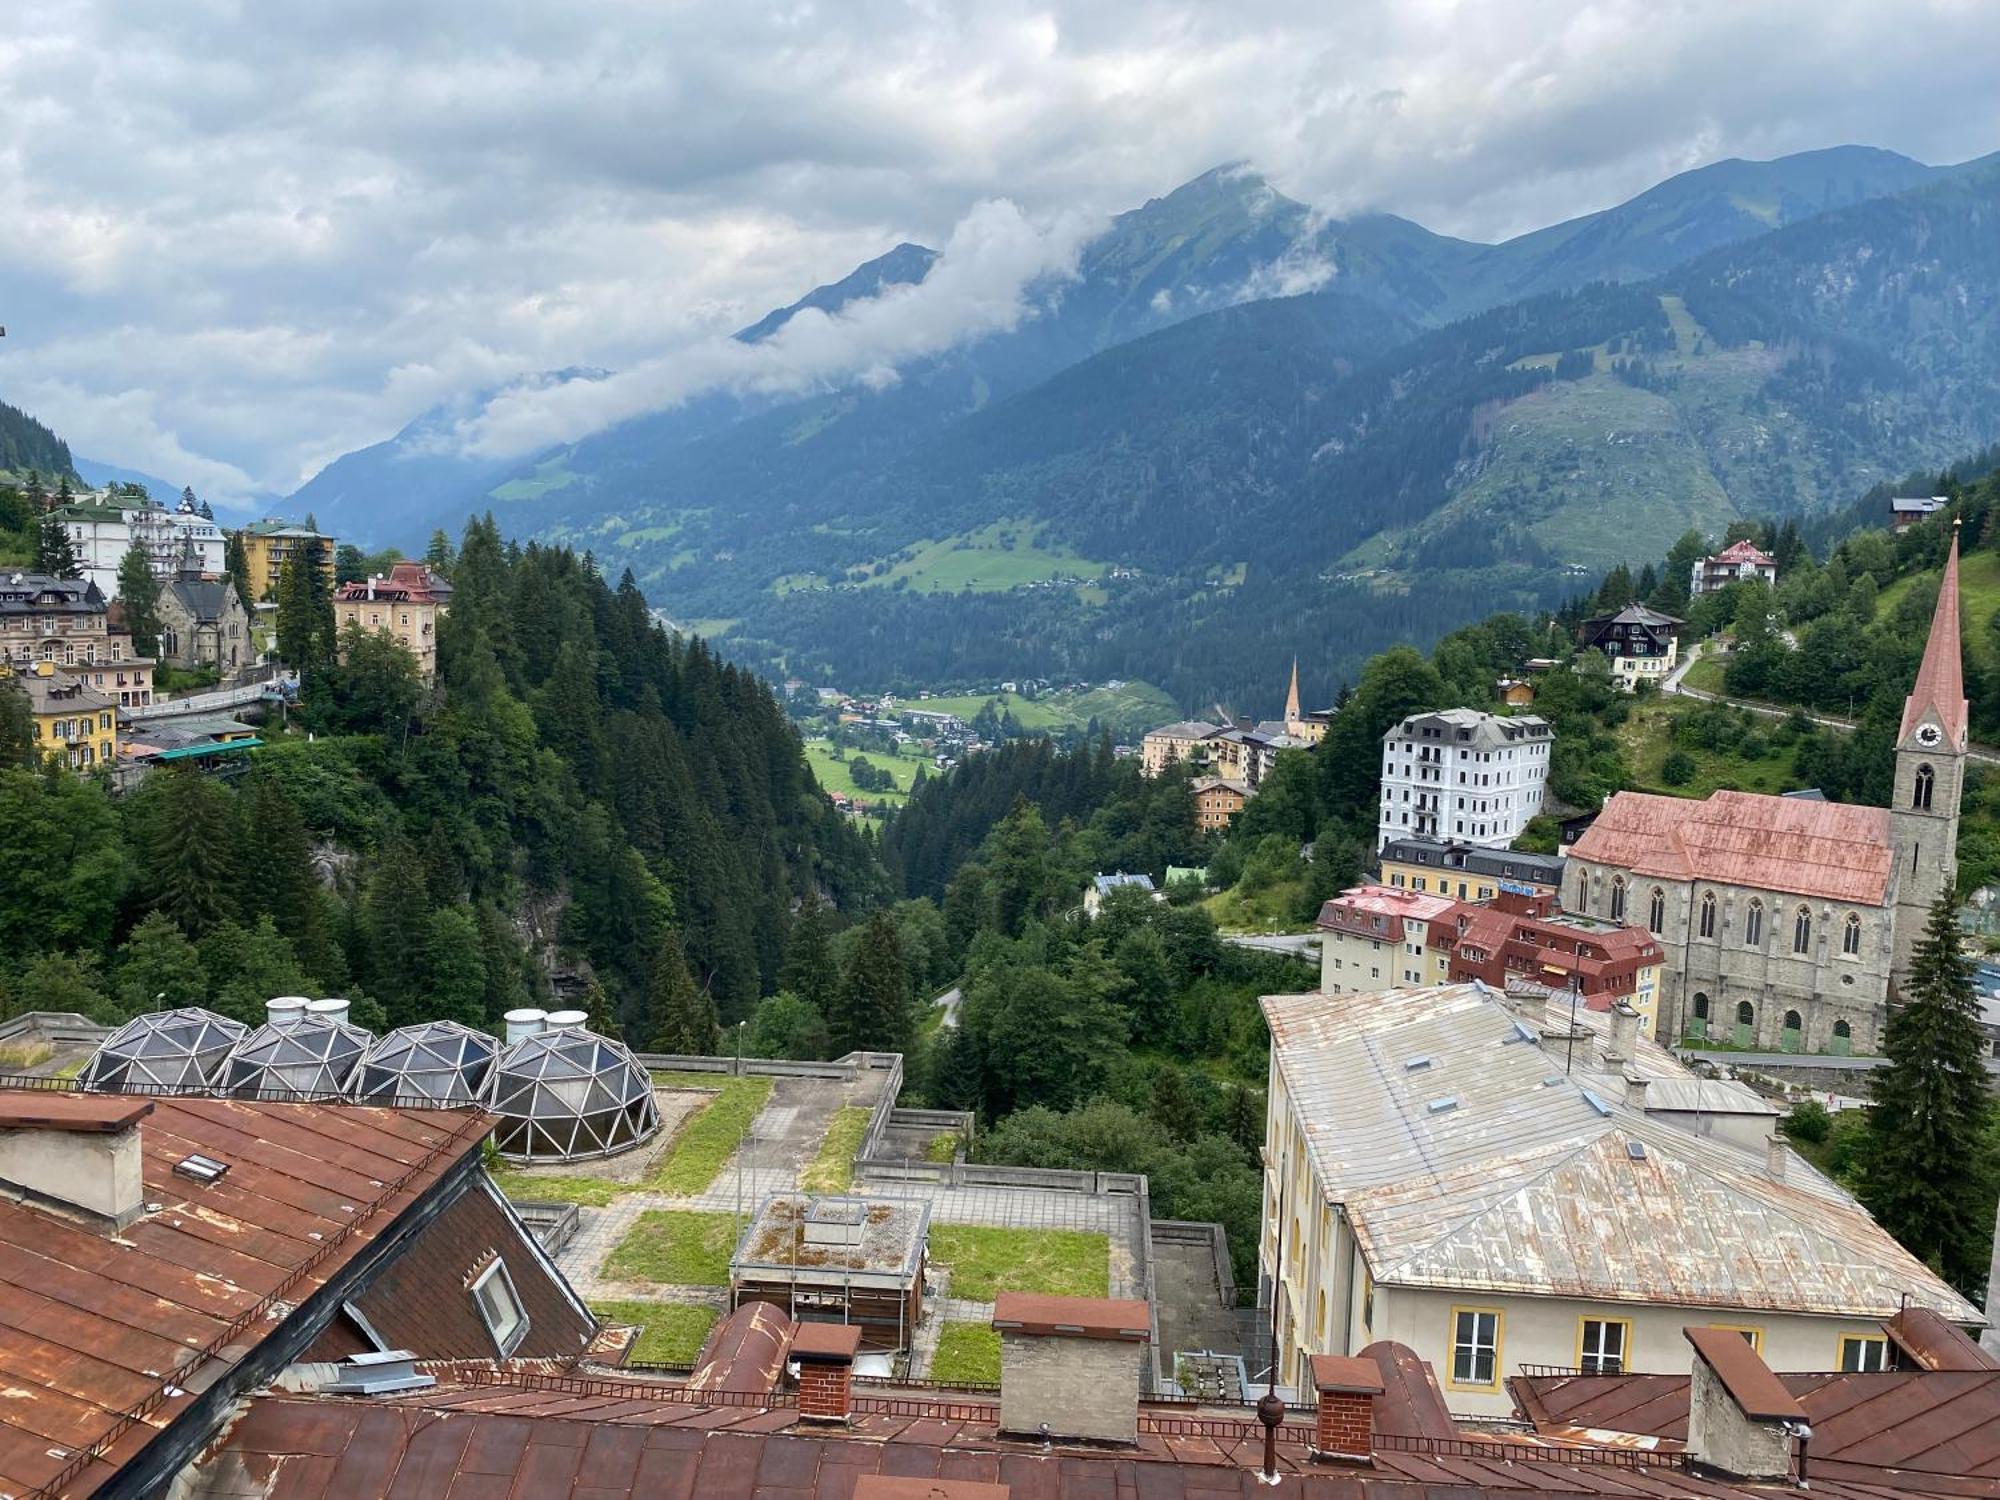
left=0, top=571, right=153, bottom=706
left=159, top=576, right=253, bottom=678
left=237, top=517, right=334, bottom=600
left=53, top=492, right=227, bottom=597
left=1691, top=539, right=1778, bottom=595
left=1258, top=980, right=1980, bottom=1413
left=1578, top=603, right=1681, bottom=690
left=1890, top=495, right=1949, bottom=530
left=1190, top=775, right=1250, bottom=831
left=1565, top=531, right=1968, bottom=1052
left=1139, top=718, right=1220, bottom=776
left=1377, top=835, right=1564, bottom=902
left=1317, top=885, right=1662, bottom=1035
left=13, top=659, right=119, bottom=768
left=1376, top=708, right=1550, bottom=852
left=333, top=560, right=452, bottom=680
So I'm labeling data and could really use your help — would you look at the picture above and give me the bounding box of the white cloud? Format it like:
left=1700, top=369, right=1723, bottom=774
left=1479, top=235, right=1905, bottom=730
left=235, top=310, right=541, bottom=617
left=1, top=0, right=1997, bottom=491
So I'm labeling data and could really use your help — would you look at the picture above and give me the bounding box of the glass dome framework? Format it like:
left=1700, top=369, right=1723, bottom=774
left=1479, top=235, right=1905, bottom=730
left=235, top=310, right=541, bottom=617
left=78, top=1008, right=247, bottom=1094
left=486, top=1028, right=661, bottom=1162
left=219, top=1015, right=373, bottom=1100
left=352, top=1021, right=498, bottom=1106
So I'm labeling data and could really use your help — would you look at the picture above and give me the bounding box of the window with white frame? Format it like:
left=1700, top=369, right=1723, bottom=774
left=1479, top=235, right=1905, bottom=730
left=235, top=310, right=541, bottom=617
left=1839, top=1335, right=1889, bottom=1371
left=470, top=1258, right=529, bottom=1356
left=1579, top=1318, right=1628, bottom=1374
left=1451, top=1308, right=1499, bottom=1386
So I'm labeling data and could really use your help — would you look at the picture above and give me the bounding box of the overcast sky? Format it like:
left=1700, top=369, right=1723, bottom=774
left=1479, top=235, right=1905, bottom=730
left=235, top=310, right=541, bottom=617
left=4, top=0, right=1998, bottom=506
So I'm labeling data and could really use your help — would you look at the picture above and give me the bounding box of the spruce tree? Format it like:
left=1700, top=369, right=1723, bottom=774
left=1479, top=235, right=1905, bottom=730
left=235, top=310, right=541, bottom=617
left=224, top=532, right=254, bottom=613
left=0, top=677, right=30, bottom=768
left=779, top=890, right=839, bottom=1010
left=829, top=909, right=911, bottom=1054
left=116, top=542, right=163, bottom=658
left=1863, top=891, right=1994, bottom=1291
left=646, top=938, right=720, bottom=1055
left=146, top=768, right=239, bottom=936
left=34, top=512, right=83, bottom=579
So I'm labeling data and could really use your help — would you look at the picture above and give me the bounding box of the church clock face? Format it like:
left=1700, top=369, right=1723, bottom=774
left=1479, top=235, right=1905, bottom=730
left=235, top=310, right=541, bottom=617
left=1915, top=723, right=1943, bottom=748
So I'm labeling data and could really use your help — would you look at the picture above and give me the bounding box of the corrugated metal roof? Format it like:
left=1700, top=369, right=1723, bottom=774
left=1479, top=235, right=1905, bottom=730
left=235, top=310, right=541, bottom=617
left=0, top=1090, right=488, bottom=1498
left=1569, top=790, right=1893, bottom=905
left=1262, top=984, right=1978, bottom=1321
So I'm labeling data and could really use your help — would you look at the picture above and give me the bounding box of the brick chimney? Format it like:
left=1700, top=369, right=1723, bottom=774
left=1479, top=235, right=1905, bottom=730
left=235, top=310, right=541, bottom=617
left=993, top=1293, right=1150, bottom=1445
left=1683, top=1326, right=1806, bottom=1481
left=792, top=1321, right=862, bottom=1423
left=1309, top=1353, right=1383, bottom=1462
left=0, top=1094, right=152, bottom=1229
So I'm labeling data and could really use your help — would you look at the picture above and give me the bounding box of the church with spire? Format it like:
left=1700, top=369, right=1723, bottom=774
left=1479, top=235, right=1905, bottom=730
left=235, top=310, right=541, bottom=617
left=1564, top=528, right=1968, bottom=1053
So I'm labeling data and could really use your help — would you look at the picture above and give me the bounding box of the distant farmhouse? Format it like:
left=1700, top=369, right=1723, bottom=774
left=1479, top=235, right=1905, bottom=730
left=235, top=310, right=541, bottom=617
left=1691, top=539, right=1777, bottom=595
left=1578, top=603, right=1682, bottom=691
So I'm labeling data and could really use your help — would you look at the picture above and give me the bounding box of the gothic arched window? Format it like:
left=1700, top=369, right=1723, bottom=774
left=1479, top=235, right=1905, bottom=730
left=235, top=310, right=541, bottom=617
left=1843, top=914, right=1862, bottom=956
left=1793, top=907, right=1811, bottom=954
left=1698, top=892, right=1716, bottom=939
left=1648, top=888, right=1665, bottom=934
left=1914, top=764, right=1935, bottom=811
left=1744, top=899, right=1763, bottom=947
left=1609, top=877, right=1626, bottom=923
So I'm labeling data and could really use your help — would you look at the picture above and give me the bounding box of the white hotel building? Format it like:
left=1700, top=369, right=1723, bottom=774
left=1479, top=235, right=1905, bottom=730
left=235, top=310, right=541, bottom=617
left=1376, top=708, right=1551, bottom=852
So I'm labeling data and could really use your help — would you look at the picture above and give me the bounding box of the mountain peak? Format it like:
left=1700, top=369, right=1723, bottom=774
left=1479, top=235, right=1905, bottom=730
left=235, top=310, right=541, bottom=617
left=735, top=241, right=939, bottom=344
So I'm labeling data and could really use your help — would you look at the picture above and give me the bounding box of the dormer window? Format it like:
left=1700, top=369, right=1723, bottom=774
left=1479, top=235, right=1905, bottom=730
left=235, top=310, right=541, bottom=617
left=470, top=1258, right=529, bottom=1356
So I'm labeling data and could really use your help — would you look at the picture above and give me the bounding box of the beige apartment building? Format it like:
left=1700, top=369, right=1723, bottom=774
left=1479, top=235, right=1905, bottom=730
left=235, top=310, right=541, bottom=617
left=333, top=562, right=452, bottom=680
left=1258, top=981, right=1977, bottom=1413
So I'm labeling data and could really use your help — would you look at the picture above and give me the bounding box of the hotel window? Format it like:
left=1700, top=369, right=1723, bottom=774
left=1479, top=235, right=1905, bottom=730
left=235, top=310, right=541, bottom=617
left=1450, top=1308, right=1501, bottom=1387
left=1843, top=914, right=1862, bottom=956
left=1698, top=893, right=1716, bottom=939
left=1578, top=1318, right=1629, bottom=1374
left=1839, top=1335, right=1889, bottom=1372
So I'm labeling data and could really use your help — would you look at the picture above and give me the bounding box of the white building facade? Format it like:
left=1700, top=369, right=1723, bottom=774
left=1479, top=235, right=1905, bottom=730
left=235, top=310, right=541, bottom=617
left=1376, top=708, right=1551, bottom=852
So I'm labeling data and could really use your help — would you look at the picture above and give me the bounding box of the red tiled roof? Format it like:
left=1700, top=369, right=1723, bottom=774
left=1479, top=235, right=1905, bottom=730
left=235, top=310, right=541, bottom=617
left=1901, top=530, right=1968, bottom=749
left=0, top=1091, right=490, bottom=1498
left=1568, top=789, right=1892, bottom=905
left=1710, top=540, right=1775, bottom=566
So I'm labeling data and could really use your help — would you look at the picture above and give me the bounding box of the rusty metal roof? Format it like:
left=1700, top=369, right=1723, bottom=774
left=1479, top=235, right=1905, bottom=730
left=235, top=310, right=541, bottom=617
left=688, top=1302, right=795, bottom=1395
left=1887, top=1305, right=2000, bottom=1371
left=0, top=1089, right=489, bottom=1498
left=1684, top=1327, right=1804, bottom=1420
left=1515, top=1364, right=2000, bottom=1484
left=1569, top=789, right=1893, bottom=905
left=990, top=1293, right=1150, bottom=1342
left=1263, top=984, right=1978, bottom=1321
left=186, top=1365, right=2000, bottom=1499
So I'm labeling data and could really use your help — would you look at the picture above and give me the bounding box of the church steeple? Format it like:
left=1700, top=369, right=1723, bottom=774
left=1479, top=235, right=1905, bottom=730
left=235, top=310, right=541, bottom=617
left=1890, top=522, right=1967, bottom=984
left=1284, top=657, right=1301, bottom=728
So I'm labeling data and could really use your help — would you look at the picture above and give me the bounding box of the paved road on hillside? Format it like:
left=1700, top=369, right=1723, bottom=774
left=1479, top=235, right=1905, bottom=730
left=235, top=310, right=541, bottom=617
left=1663, top=642, right=2000, bottom=767
left=1224, top=932, right=1318, bottom=960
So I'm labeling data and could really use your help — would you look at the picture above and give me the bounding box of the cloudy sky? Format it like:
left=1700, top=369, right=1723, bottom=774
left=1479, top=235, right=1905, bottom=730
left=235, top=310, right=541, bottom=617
left=4, top=0, right=1999, bottom=506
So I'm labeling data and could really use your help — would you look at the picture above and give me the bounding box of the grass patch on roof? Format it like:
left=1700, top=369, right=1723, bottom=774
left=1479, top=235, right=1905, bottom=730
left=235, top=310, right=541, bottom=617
left=929, top=1321, right=1001, bottom=1386
left=604, top=1209, right=739, bottom=1286
left=487, top=1070, right=772, bottom=1206
left=799, top=1106, right=872, bottom=1194
left=926, top=1224, right=1109, bottom=1301
left=590, top=1299, right=719, bottom=1365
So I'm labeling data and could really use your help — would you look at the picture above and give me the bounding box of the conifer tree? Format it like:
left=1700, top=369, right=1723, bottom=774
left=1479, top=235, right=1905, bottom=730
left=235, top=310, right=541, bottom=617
left=116, top=912, right=210, bottom=1015
left=424, top=529, right=456, bottom=576
left=646, top=937, right=720, bottom=1055
left=362, top=839, right=432, bottom=1015
left=146, top=768, right=238, bottom=936
left=0, top=677, right=31, bottom=769
left=829, top=909, right=911, bottom=1054
left=779, top=890, right=839, bottom=1009
left=116, top=542, right=163, bottom=658
left=1862, top=891, right=1994, bottom=1291
left=224, top=531, right=254, bottom=612
left=34, top=512, right=83, bottom=579
left=23, top=470, right=47, bottom=513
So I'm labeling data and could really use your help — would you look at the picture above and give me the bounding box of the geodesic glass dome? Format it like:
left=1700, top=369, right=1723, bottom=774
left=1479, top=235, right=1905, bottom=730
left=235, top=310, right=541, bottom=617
left=486, top=1028, right=661, bottom=1161
left=351, top=1020, right=498, bottom=1106
left=78, top=1008, right=247, bottom=1094
left=219, top=1015, right=373, bottom=1099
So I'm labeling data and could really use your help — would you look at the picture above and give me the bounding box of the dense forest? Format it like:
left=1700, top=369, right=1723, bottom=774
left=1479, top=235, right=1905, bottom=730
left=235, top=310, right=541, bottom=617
left=0, top=511, right=881, bottom=1042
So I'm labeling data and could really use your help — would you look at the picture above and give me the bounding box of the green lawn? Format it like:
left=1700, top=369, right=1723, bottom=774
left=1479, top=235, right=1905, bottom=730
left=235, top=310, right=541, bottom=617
left=490, top=1071, right=772, bottom=1206
left=930, top=1322, right=1001, bottom=1385
left=1204, top=878, right=1311, bottom=934
left=854, top=520, right=1105, bottom=595
left=909, top=680, right=1177, bottom=741
left=925, top=1131, right=960, bottom=1163
left=1879, top=548, right=2000, bottom=676
left=604, top=1210, right=739, bottom=1285
left=803, top=738, right=927, bottom=805
left=1681, top=649, right=1729, bottom=694
left=926, top=1225, right=1110, bottom=1300
left=591, top=1299, right=719, bottom=1364
left=799, top=1106, right=871, bottom=1193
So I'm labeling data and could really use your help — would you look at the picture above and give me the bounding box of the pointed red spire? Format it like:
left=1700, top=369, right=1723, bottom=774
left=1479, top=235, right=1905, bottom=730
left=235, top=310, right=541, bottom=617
left=1900, top=523, right=1967, bottom=749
